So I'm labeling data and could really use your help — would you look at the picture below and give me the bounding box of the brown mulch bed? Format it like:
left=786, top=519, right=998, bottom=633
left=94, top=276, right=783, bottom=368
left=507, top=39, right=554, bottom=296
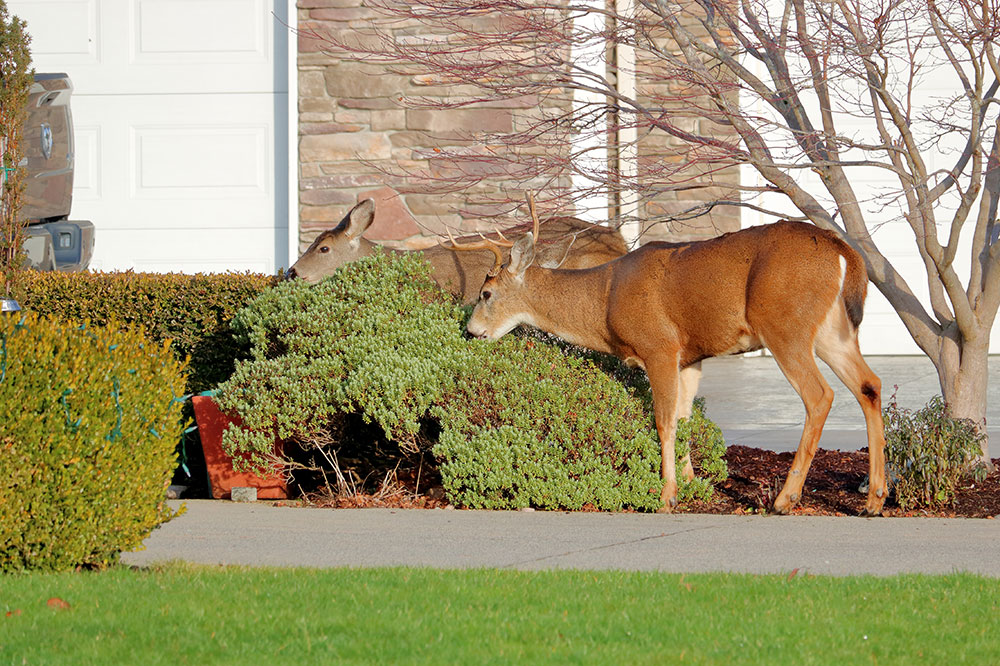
left=680, top=446, right=1000, bottom=518
left=292, top=445, right=1000, bottom=517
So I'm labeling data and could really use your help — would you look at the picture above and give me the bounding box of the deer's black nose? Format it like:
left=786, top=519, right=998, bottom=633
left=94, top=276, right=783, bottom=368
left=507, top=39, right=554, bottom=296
left=284, top=267, right=298, bottom=281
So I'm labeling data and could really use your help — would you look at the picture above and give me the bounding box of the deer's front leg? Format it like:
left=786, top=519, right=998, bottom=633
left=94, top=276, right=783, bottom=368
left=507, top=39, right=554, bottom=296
left=646, top=356, right=681, bottom=513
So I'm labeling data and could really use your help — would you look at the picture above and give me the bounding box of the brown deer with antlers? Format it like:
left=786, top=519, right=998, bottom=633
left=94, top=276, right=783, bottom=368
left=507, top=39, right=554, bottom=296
left=285, top=199, right=627, bottom=303
left=459, top=213, right=888, bottom=515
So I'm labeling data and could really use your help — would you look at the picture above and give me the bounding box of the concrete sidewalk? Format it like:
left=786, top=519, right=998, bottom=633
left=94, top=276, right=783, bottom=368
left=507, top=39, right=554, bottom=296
left=121, top=501, right=1000, bottom=577
left=120, top=355, right=1000, bottom=576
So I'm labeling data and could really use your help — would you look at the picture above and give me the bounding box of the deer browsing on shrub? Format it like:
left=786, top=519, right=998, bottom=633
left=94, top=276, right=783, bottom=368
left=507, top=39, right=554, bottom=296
left=285, top=198, right=627, bottom=303
left=462, top=221, right=888, bottom=515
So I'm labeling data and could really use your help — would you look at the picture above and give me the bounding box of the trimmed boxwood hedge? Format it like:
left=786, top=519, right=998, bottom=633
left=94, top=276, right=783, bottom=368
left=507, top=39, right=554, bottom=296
left=21, top=270, right=276, bottom=490
left=22, top=270, right=276, bottom=394
left=0, top=313, right=188, bottom=572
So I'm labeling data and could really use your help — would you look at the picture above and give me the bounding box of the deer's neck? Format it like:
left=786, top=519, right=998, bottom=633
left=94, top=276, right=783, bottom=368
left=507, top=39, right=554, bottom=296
left=357, top=237, right=383, bottom=257
left=523, top=267, right=614, bottom=355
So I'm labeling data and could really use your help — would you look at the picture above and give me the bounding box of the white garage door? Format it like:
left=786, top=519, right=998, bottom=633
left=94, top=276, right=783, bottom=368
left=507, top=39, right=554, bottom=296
left=10, top=0, right=291, bottom=274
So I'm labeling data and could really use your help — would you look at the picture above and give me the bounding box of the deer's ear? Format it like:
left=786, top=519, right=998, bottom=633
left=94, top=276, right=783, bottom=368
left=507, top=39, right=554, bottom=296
left=336, top=199, right=376, bottom=239
left=507, top=232, right=536, bottom=276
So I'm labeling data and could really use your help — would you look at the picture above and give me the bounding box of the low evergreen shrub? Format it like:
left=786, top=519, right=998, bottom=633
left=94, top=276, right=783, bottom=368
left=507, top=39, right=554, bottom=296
left=215, top=250, right=469, bottom=469
left=0, top=314, right=188, bottom=572
left=434, top=340, right=727, bottom=510
left=883, top=395, right=987, bottom=510
left=216, top=251, right=728, bottom=511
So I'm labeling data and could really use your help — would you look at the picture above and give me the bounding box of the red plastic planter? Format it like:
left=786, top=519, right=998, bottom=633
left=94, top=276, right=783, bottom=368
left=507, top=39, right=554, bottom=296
left=192, top=394, right=288, bottom=500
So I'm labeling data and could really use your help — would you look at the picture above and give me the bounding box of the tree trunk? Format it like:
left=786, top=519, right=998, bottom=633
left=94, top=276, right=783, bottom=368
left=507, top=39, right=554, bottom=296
left=934, top=335, right=993, bottom=469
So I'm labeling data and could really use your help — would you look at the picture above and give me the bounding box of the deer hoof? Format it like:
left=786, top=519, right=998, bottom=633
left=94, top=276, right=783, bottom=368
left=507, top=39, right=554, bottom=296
left=657, top=496, right=678, bottom=513
left=772, top=491, right=800, bottom=515
left=862, top=496, right=886, bottom=517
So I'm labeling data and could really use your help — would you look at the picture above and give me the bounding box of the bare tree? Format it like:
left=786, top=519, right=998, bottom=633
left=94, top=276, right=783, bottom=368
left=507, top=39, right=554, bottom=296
left=305, top=0, right=1000, bottom=460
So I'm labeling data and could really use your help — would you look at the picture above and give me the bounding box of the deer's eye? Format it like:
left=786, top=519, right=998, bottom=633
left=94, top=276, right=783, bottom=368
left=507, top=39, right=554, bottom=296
left=319, top=246, right=330, bottom=254
left=481, top=290, right=492, bottom=302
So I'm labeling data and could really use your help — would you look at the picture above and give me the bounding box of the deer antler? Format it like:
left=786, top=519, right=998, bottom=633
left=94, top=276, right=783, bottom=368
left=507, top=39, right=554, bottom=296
left=439, top=227, right=509, bottom=276
left=439, top=192, right=544, bottom=276
left=525, top=191, right=540, bottom=240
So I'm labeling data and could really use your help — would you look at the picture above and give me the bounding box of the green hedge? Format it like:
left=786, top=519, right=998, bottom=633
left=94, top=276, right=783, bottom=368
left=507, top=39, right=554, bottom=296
left=22, top=270, right=276, bottom=394
left=0, top=313, right=188, bottom=572
left=216, top=250, right=728, bottom=511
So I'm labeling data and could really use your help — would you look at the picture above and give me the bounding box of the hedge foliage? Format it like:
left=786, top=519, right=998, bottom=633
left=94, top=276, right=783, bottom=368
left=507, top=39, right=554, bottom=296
left=434, top=339, right=725, bottom=510
left=0, top=313, right=188, bottom=572
left=216, top=250, right=469, bottom=466
left=22, top=270, right=276, bottom=394
left=216, top=250, right=728, bottom=511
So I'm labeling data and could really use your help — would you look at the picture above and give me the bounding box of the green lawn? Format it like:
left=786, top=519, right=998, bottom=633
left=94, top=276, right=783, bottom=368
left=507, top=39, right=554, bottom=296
left=2, top=565, right=997, bottom=664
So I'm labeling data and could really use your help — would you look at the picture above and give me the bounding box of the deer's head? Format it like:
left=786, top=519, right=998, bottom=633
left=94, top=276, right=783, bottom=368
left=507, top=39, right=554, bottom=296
left=285, top=199, right=376, bottom=282
left=466, top=232, right=538, bottom=340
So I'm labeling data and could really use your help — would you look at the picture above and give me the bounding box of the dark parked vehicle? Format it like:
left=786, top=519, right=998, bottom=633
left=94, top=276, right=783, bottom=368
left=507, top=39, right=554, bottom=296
left=19, top=73, right=94, bottom=271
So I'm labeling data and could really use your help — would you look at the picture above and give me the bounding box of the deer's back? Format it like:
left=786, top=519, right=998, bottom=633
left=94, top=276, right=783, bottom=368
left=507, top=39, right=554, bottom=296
left=536, top=217, right=628, bottom=269
left=606, top=221, right=862, bottom=361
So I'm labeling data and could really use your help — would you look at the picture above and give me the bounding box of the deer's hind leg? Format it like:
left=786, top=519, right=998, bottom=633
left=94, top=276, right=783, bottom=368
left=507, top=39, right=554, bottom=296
left=815, top=303, right=887, bottom=516
left=766, top=340, right=835, bottom=515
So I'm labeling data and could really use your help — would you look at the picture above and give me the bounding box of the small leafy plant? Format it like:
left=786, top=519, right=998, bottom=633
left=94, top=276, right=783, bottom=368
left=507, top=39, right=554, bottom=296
left=883, top=395, right=987, bottom=510
left=215, top=250, right=470, bottom=471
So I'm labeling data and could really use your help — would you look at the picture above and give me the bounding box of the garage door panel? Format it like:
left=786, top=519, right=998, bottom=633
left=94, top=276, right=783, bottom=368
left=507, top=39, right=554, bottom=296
left=69, top=93, right=278, bottom=232
left=93, top=227, right=280, bottom=274
left=10, top=0, right=99, bottom=64
left=72, top=124, right=103, bottom=201
left=135, top=0, right=267, bottom=62
left=13, top=0, right=281, bottom=94
left=133, top=125, right=269, bottom=198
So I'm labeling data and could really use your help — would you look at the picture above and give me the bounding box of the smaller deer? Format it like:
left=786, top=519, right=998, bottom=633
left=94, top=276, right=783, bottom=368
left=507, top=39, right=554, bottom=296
left=463, top=221, right=888, bottom=515
left=285, top=199, right=627, bottom=303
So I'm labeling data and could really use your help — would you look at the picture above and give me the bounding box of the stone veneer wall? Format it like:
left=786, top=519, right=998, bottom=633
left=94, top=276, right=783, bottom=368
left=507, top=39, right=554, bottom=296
left=297, top=0, right=740, bottom=251
left=631, top=13, right=742, bottom=243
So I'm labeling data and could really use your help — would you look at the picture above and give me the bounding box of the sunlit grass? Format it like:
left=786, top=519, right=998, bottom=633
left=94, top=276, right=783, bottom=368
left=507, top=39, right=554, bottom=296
left=2, top=565, right=998, bottom=664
